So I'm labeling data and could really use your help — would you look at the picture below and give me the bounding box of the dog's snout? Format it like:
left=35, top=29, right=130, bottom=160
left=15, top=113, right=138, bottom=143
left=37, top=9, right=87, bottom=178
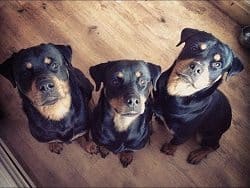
left=38, top=79, right=55, bottom=92
left=127, top=96, right=140, bottom=107
left=189, top=62, right=203, bottom=75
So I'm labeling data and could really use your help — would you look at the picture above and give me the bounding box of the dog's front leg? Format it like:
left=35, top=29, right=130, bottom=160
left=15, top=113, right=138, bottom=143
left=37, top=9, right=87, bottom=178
left=187, top=147, right=214, bottom=164
left=79, top=133, right=99, bottom=155
left=161, top=134, right=188, bottom=156
left=48, top=141, right=63, bottom=154
left=119, top=151, right=134, bottom=168
left=98, top=146, right=110, bottom=158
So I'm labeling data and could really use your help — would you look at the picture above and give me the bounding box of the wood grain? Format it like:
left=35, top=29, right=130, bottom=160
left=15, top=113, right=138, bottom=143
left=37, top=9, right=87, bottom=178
left=0, top=1, right=249, bottom=187
left=210, top=0, right=250, bottom=25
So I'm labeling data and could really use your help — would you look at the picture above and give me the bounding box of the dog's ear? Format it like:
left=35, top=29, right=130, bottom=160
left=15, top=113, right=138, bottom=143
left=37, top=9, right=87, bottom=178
left=89, top=62, right=109, bottom=91
left=0, top=54, right=16, bottom=87
left=226, top=56, right=244, bottom=79
left=53, top=44, right=72, bottom=67
left=176, top=28, right=201, bottom=47
left=146, top=62, right=161, bottom=90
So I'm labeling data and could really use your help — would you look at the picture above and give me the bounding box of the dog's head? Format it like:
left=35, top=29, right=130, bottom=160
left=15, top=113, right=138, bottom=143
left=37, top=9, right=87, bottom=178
left=0, top=43, right=73, bottom=120
left=90, top=60, right=161, bottom=116
left=167, top=28, right=244, bottom=97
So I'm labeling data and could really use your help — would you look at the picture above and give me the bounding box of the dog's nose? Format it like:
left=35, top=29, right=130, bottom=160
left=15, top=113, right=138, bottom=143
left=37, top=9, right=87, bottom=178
left=127, top=97, right=140, bottom=107
left=189, top=62, right=203, bottom=75
left=38, top=80, right=55, bottom=92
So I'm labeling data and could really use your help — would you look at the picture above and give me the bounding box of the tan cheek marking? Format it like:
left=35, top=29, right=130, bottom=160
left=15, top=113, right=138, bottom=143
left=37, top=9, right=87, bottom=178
left=26, top=62, right=32, bottom=69
left=174, top=59, right=195, bottom=72
left=139, top=95, right=147, bottom=114
left=167, top=60, right=189, bottom=96
left=200, top=43, right=207, bottom=50
left=109, top=97, right=125, bottom=113
left=44, top=57, right=52, bottom=64
left=135, top=71, right=141, bottom=78
left=117, top=72, right=123, bottom=78
left=214, top=54, right=221, bottom=61
left=52, top=77, right=70, bottom=98
left=26, top=81, right=43, bottom=106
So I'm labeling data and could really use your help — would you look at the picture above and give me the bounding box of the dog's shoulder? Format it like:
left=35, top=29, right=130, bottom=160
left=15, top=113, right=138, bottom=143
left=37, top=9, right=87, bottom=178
left=156, top=69, right=171, bottom=92
left=70, top=67, right=93, bottom=100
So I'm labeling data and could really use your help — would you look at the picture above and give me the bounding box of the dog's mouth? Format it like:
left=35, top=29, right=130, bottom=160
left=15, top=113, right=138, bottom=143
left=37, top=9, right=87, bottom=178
left=121, top=111, right=140, bottom=117
left=176, top=72, right=192, bottom=83
left=114, top=108, right=140, bottom=117
left=176, top=71, right=197, bottom=88
left=40, top=97, right=60, bottom=106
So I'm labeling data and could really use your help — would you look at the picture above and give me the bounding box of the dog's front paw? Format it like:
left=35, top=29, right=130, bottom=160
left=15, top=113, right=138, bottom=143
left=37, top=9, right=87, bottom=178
left=83, top=141, right=99, bottom=155
left=119, top=151, right=133, bottom=168
left=160, top=142, right=177, bottom=155
left=187, top=147, right=214, bottom=164
left=98, top=146, right=110, bottom=158
left=49, top=142, right=63, bottom=154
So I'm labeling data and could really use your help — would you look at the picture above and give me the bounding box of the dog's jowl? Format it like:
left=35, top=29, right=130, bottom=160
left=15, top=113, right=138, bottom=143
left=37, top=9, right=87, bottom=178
left=154, top=28, right=244, bottom=164
left=89, top=60, right=161, bottom=167
left=0, top=43, right=93, bottom=154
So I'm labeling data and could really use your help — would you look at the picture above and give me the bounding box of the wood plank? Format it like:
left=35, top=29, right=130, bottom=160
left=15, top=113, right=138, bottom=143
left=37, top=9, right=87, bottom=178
left=0, top=1, right=249, bottom=187
left=210, top=0, right=250, bottom=25
left=0, top=139, right=35, bottom=187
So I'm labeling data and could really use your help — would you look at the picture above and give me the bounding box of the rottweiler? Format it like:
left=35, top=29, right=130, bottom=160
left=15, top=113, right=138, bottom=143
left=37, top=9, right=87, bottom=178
left=0, top=43, right=93, bottom=154
left=88, top=60, right=161, bottom=167
left=154, top=28, right=244, bottom=164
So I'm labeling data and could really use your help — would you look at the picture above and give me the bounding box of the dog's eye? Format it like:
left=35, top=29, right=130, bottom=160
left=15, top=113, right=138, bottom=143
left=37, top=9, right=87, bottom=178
left=111, top=78, right=121, bottom=86
left=211, top=62, right=221, bottom=68
left=138, top=78, right=148, bottom=88
left=139, top=79, right=146, bottom=85
left=50, top=62, right=58, bottom=71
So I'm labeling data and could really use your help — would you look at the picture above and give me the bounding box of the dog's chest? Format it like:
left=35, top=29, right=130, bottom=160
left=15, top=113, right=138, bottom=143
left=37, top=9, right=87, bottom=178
left=113, top=114, right=138, bottom=132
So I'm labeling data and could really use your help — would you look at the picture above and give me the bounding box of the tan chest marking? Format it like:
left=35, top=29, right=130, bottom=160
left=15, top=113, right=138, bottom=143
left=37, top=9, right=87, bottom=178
left=113, top=113, right=139, bottom=132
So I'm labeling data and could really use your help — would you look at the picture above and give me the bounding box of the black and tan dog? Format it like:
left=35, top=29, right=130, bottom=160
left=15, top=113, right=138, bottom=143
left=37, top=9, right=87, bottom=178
left=0, top=43, right=93, bottom=154
left=88, top=60, right=161, bottom=167
left=154, top=28, right=244, bottom=164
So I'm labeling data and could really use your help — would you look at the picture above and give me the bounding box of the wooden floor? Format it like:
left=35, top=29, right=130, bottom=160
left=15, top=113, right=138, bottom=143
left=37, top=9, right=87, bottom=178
left=0, top=1, right=249, bottom=187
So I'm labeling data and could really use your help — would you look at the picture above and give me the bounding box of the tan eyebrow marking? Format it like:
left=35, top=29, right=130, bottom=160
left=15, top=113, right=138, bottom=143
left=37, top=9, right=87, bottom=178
left=117, top=72, right=124, bottom=78
left=195, top=61, right=202, bottom=65
left=200, top=43, right=207, bottom=50
left=44, top=57, right=52, bottom=64
left=214, top=53, right=221, bottom=61
left=26, top=62, right=32, bottom=69
left=135, top=71, right=141, bottom=77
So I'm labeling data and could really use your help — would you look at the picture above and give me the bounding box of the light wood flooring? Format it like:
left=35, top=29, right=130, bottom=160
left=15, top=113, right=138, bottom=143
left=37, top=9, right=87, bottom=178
left=0, top=1, right=249, bottom=187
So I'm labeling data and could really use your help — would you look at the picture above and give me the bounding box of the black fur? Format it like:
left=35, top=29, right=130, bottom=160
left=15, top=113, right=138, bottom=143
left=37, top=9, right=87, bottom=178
left=91, top=89, right=153, bottom=153
left=154, top=69, right=230, bottom=148
left=154, top=28, right=244, bottom=163
left=0, top=43, right=93, bottom=143
left=90, top=60, right=161, bottom=154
